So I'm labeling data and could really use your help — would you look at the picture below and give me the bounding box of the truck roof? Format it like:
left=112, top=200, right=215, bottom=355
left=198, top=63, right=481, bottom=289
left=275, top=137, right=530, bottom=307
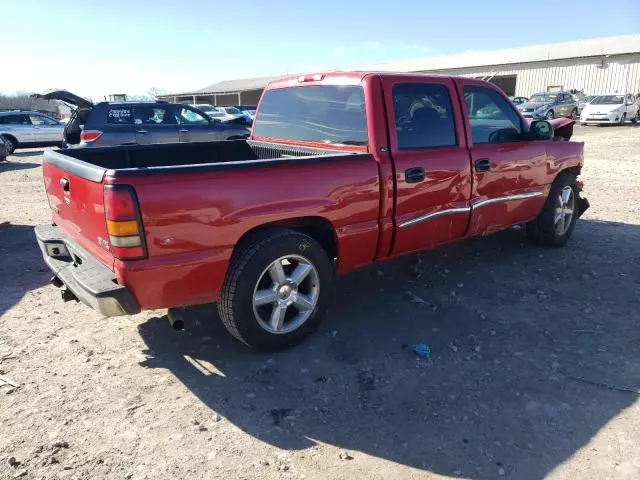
left=265, top=71, right=460, bottom=90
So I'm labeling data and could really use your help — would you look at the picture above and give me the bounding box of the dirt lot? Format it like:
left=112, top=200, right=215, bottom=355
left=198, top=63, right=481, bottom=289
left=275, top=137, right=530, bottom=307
left=1, top=125, right=639, bottom=480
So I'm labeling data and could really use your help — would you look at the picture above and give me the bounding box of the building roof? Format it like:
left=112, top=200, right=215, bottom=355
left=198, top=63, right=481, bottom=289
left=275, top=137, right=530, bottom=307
left=361, top=34, right=640, bottom=72
left=160, top=34, right=640, bottom=98
left=166, top=74, right=284, bottom=97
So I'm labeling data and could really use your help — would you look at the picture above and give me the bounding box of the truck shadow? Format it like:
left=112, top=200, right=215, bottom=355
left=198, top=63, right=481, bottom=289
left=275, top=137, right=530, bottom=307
left=137, top=219, right=640, bottom=479
left=0, top=161, right=40, bottom=172
left=0, top=223, right=50, bottom=318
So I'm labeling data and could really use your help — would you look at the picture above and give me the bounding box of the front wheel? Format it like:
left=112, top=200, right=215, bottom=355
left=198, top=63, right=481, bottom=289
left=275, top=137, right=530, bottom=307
left=631, top=112, right=638, bottom=124
left=545, top=110, right=555, bottom=120
left=526, top=173, right=579, bottom=246
left=570, top=109, right=578, bottom=120
left=218, top=229, right=333, bottom=351
left=620, top=113, right=627, bottom=125
left=1, top=136, right=16, bottom=154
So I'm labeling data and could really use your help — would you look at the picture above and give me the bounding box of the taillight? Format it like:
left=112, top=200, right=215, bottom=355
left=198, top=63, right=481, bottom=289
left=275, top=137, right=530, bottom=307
left=104, top=185, right=146, bottom=260
left=80, top=130, right=103, bottom=143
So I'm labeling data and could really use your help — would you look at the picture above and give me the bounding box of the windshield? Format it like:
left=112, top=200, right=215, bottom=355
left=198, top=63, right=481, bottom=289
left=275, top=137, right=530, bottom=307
left=529, top=94, right=557, bottom=103
left=223, top=107, right=241, bottom=114
left=253, top=85, right=368, bottom=145
left=591, top=95, right=624, bottom=105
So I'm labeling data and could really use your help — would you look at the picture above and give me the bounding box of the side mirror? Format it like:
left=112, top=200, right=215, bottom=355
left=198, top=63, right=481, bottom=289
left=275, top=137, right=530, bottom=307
left=530, top=120, right=553, bottom=140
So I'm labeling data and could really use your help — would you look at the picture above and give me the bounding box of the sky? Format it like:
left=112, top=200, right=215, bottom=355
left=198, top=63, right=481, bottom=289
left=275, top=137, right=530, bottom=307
left=2, top=0, right=639, bottom=101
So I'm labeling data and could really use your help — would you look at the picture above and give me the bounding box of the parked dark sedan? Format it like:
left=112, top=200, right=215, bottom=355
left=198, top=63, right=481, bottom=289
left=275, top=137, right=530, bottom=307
left=32, top=91, right=249, bottom=148
left=516, top=91, right=580, bottom=120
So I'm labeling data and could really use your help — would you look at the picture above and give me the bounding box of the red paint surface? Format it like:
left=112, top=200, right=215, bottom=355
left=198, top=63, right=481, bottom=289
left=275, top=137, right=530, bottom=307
left=43, top=72, right=585, bottom=311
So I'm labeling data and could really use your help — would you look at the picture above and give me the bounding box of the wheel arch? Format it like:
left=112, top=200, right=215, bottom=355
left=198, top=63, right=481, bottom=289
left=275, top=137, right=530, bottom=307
left=233, top=216, right=339, bottom=264
left=560, top=165, right=581, bottom=178
left=1, top=133, right=18, bottom=145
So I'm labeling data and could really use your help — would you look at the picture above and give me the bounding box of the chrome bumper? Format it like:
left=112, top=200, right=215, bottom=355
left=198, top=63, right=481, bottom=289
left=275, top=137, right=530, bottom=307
left=34, top=225, right=140, bottom=317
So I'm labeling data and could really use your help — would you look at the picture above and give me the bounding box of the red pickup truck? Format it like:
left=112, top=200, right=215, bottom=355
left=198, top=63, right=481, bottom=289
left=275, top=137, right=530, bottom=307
left=35, top=72, right=588, bottom=350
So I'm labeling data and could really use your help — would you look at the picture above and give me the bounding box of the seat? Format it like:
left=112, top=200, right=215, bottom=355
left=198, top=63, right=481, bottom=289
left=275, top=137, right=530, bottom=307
left=405, top=107, right=455, bottom=148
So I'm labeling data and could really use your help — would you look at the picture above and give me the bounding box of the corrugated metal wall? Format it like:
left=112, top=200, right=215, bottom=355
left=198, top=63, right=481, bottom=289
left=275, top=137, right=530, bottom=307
left=421, top=53, right=640, bottom=96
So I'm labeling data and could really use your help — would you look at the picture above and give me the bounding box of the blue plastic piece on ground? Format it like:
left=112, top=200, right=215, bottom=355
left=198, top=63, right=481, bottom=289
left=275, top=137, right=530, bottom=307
left=412, top=343, right=432, bottom=359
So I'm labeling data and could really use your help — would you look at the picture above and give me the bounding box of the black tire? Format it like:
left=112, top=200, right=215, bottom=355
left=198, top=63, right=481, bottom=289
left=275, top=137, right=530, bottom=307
left=631, top=113, right=638, bottom=124
left=570, top=108, right=578, bottom=120
left=526, top=172, right=579, bottom=246
left=620, top=113, right=627, bottom=125
left=0, top=156, right=6, bottom=162
left=218, top=228, right=333, bottom=351
left=1, top=135, right=16, bottom=154
left=545, top=110, right=555, bottom=120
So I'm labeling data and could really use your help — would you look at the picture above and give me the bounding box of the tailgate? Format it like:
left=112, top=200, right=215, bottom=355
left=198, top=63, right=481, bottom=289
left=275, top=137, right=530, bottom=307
left=42, top=150, right=114, bottom=270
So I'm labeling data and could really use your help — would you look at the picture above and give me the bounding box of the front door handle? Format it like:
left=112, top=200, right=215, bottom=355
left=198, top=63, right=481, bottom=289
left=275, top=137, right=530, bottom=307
left=475, top=158, right=491, bottom=172
left=179, top=129, right=189, bottom=133
left=405, top=167, right=426, bottom=183
left=137, top=129, right=148, bottom=134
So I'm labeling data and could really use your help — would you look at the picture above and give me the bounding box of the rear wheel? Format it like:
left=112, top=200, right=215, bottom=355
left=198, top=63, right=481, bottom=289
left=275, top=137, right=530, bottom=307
left=545, top=110, right=555, bottom=120
left=526, top=173, right=579, bottom=246
left=218, top=229, right=333, bottom=351
left=1, top=135, right=16, bottom=154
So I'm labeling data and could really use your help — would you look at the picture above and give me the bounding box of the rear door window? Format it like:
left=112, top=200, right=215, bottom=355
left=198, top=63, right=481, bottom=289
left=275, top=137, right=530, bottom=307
left=134, top=106, right=178, bottom=125
left=178, top=107, right=209, bottom=125
left=464, top=86, right=522, bottom=144
left=252, top=86, right=368, bottom=145
left=392, top=83, right=457, bottom=149
left=106, top=107, right=134, bottom=125
left=29, top=114, right=59, bottom=125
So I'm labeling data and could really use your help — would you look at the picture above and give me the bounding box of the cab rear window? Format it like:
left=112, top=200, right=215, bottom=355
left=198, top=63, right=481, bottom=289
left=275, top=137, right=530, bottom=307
left=253, top=86, right=368, bottom=146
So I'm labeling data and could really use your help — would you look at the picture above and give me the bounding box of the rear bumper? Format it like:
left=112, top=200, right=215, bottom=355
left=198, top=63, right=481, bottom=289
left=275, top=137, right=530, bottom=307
left=34, top=224, right=140, bottom=316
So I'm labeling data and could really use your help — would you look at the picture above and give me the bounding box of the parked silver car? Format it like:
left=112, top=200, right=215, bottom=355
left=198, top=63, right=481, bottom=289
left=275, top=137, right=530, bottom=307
left=0, top=111, right=65, bottom=153
left=516, top=91, right=580, bottom=120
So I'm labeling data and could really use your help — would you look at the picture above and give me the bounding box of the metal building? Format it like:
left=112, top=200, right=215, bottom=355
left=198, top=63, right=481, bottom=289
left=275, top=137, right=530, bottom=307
left=160, top=34, right=640, bottom=105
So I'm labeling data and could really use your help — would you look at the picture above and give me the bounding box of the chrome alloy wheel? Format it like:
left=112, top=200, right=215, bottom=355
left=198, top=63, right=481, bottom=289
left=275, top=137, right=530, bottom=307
left=554, top=186, right=575, bottom=235
left=252, top=255, right=320, bottom=334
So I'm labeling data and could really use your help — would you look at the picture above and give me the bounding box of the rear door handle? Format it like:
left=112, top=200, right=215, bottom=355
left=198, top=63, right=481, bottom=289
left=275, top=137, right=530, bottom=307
left=405, top=167, right=426, bottom=183
left=137, top=129, right=148, bottom=134
left=475, top=158, right=491, bottom=172
left=179, top=129, right=189, bottom=133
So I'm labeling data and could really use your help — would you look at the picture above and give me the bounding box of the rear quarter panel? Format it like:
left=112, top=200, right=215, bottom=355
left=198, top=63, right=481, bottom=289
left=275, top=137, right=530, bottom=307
left=111, top=155, right=380, bottom=309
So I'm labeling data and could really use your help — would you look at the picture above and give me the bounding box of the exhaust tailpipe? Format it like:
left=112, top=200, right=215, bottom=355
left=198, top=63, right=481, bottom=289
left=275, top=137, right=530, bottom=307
left=60, top=287, right=78, bottom=303
left=167, top=308, right=185, bottom=330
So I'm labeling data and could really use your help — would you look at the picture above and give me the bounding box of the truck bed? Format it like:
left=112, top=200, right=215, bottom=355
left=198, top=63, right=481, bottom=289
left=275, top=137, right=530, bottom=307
left=49, top=140, right=350, bottom=179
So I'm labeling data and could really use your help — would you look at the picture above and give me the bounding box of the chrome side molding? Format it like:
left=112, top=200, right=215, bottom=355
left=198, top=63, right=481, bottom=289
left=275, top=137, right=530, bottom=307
left=399, top=191, right=545, bottom=229
left=399, top=207, right=471, bottom=229
left=471, top=191, right=544, bottom=209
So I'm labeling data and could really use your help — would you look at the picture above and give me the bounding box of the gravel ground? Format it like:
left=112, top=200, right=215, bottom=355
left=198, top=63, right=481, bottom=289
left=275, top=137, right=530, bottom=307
left=1, top=125, right=639, bottom=480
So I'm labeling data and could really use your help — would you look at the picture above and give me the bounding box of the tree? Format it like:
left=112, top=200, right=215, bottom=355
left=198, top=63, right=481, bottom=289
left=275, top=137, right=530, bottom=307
left=0, top=92, right=58, bottom=113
